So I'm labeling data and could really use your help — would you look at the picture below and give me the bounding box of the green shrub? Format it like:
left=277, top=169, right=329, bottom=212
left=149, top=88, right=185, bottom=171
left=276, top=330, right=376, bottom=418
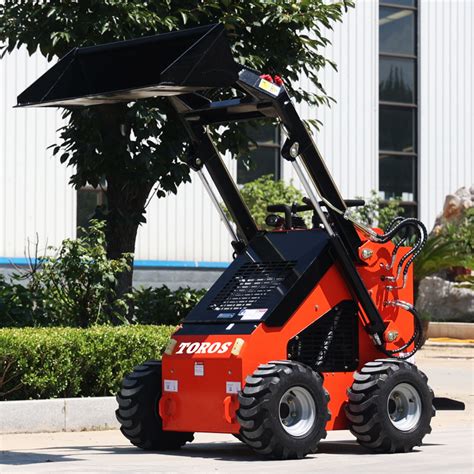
left=415, top=207, right=474, bottom=284
left=225, top=174, right=308, bottom=230
left=0, top=279, right=206, bottom=328
left=0, top=274, right=36, bottom=327
left=128, top=286, right=206, bottom=325
left=0, top=220, right=131, bottom=328
left=0, top=219, right=207, bottom=328
left=348, top=190, right=403, bottom=231
left=0, top=325, right=175, bottom=400
left=28, top=220, right=131, bottom=327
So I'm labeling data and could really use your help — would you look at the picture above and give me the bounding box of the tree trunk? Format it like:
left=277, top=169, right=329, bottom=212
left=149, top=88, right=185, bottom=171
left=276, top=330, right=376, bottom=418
left=95, top=104, right=154, bottom=299
left=105, top=176, right=153, bottom=298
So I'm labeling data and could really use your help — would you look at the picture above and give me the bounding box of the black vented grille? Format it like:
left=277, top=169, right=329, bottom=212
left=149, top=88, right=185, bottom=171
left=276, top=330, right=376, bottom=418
left=288, top=300, right=359, bottom=372
left=208, top=261, right=296, bottom=312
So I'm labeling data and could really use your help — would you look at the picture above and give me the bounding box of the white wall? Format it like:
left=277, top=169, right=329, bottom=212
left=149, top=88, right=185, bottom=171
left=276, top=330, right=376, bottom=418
left=135, top=158, right=235, bottom=263
left=1, top=0, right=472, bottom=263
left=418, top=0, right=473, bottom=229
left=0, top=48, right=75, bottom=261
left=137, top=0, right=380, bottom=262
left=0, top=46, right=234, bottom=264
left=284, top=0, right=379, bottom=201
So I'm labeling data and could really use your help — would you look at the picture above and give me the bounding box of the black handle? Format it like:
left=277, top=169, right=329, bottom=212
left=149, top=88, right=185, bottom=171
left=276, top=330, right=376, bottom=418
left=343, top=199, right=366, bottom=208
left=267, top=204, right=289, bottom=213
left=298, top=197, right=365, bottom=212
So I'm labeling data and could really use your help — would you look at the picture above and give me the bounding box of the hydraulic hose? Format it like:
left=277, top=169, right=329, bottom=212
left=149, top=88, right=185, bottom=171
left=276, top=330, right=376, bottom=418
left=320, top=196, right=427, bottom=291
left=377, top=219, right=427, bottom=290
left=317, top=196, right=427, bottom=359
left=379, top=300, right=424, bottom=360
left=384, top=217, right=408, bottom=271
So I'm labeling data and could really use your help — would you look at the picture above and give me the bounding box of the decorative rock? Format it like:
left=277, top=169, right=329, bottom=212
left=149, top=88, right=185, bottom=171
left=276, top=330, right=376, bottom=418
left=416, top=276, right=474, bottom=322
left=432, top=186, right=473, bottom=235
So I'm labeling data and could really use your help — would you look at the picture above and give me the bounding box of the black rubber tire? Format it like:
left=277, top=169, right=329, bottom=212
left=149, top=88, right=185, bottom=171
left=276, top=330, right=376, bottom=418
left=237, top=360, right=330, bottom=459
left=345, top=359, right=435, bottom=453
left=116, top=360, right=194, bottom=450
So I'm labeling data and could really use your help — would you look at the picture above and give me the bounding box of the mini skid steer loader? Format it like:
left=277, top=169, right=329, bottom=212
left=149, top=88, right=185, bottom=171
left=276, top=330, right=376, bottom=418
left=19, top=24, right=450, bottom=459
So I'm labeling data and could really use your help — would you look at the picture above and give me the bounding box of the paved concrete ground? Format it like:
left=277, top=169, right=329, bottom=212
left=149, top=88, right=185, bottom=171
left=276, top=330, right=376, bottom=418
left=1, top=344, right=472, bottom=473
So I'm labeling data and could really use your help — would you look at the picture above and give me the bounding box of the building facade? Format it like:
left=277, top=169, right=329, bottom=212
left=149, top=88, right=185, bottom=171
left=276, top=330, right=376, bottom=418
left=0, top=0, right=472, bottom=288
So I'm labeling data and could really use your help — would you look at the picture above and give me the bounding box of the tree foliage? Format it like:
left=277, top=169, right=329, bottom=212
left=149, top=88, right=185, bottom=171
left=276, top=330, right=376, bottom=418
left=0, top=0, right=353, bottom=293
left=1, top=1, right=352, bottom=106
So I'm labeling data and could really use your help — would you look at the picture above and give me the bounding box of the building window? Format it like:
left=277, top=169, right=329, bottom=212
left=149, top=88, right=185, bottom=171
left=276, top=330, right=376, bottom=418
left=379, top=154, right=416, bottom=201
left=77, top=186, right=107, bottom=231
left=379, top=57, right=415, bottom=103
left=379, top=106, right=416, bottom=152
left=379, top=6, right=415, bottom=55
left=237, top=124, right=281, bottom=184
left=379, top=0, right=418, bottom=216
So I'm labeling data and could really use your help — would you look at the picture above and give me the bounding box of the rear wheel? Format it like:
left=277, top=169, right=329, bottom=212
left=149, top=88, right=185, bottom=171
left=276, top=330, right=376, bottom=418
left=345, top=359, right=435, bottom=453
left=116, top=360, right=194, bottom=450
left=237, top=361, right=330, bottom=459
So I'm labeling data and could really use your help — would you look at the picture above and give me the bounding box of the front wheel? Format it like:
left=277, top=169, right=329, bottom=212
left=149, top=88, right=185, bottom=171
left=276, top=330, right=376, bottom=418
left=345, top=359, right=435, bottom=453
left=237, top=360, right=330, bottom=459
left=116, top=360, right=194, bottom=450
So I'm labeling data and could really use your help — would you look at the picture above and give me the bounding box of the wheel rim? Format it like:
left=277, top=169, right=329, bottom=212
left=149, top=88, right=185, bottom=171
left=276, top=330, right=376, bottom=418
left=278, top=386, right=316, bottom=437
left=387, top=382, right=422, bottom=431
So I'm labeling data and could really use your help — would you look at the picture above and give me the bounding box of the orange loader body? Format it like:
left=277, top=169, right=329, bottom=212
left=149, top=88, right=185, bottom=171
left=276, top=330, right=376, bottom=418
left=20, top=24, right=441, bottom=459
left=161, top=233, right=414, bottom=434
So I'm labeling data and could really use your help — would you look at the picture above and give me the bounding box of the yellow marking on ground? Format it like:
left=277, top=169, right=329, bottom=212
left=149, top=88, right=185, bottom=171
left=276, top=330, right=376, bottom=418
left=429, top=337, right=474, bottom=344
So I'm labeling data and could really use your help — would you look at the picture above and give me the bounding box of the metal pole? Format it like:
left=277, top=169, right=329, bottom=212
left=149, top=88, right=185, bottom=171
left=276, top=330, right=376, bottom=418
left=197, top=168, right=240, bottom=243
left=291, top=159, right=335, bottom=237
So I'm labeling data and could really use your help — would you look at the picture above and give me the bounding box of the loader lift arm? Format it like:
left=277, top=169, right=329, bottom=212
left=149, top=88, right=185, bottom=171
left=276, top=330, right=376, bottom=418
left=17, top=23, right=388, bottom=342
left=170, top=68, right=387, bottom=339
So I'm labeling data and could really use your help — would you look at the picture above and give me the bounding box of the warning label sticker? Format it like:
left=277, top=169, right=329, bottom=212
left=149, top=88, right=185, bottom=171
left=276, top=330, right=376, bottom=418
left=163, top=379, right=178, bottom=392
left=194, top=362, right=204, bottom=377
left=226, top=381, right=241, bottom=394
left=258, top=78, right=281, bottom=96
left=238, top=308, right=267, bottom=320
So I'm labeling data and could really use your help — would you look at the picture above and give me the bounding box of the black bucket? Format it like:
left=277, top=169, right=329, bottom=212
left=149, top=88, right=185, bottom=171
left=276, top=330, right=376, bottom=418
left=17, top=24, right=239, bottom=107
